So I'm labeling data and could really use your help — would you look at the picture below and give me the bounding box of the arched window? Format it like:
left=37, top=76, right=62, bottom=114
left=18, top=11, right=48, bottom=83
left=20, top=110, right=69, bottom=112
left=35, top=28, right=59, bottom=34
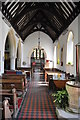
left=67, top=31, right=74, bottom=65
left=54, top=46, right=57, bottom=68
left=31, top=48, right=45, bottom=71
left=57, top=42, right=60, bottom=64
left=33, top=48, right=44, bottom=59
left=60, top=46, right=63, bottom=66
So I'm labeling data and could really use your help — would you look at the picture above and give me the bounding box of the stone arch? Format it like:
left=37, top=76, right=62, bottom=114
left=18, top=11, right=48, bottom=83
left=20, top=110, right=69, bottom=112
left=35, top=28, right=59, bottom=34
left=23, top=31, right=54, bottom=67
left=28, top=46, right=47, bottom=65
left=29, top=46, right=47, bottom=59
left=4, top=28, right=16, bottom=70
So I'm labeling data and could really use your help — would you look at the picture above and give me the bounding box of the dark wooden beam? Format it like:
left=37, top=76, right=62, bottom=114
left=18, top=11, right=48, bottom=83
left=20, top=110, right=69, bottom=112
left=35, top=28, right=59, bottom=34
left=41, top=24, right=56, bottom=42
left=59, top=2, right=70, bottom=17
left=69, top=2, right=80, bottom=23
left=10, top=3, right=32, bottom=24
left=9, top=2, right=20, bottom=15
left=2, top=2, right=12, bottom=20
left=11, top=2, right=65, bottom=26
left=22, top=20, right=55, bottom=42
left=9, top=2, right=24, bottom=19
left=7, top=2, right=16, bottom=11
left=54, top=3, right=66, bottom=21
left=22, top=24, right=37, bottom=40
left=63, top=2, right=72, bottom=14
left=57, top=2, right=80, bottom=41
left=17, top=15, right=27, bottom=30
left=55, top=2, right=71, bottom=31
left=5, top=2, right=11, bottom=7
left=40, top=10, right=59, bottom=35
left=56, top=2, right=68, bottom=19
left=19, top=10, right=39, bottom=32
left=68, top=2, right=75, bottom=10
left=20, top=9, right=58, bottom=40
left=49, top=3, right=66, bottom=25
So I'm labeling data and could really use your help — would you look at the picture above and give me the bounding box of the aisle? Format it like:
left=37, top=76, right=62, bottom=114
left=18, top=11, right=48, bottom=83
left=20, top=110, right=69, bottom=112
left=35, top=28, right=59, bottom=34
left=17, top=72, right=57, bottom=119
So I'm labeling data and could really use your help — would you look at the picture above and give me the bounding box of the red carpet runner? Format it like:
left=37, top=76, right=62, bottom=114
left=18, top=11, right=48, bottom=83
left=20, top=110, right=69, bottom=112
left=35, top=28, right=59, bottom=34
left=17, top=74, right=58, bottom=119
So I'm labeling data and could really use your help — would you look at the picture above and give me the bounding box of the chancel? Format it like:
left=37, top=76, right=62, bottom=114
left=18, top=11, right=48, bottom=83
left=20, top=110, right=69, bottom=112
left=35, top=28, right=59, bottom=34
left=0, top=1, right=80, bottom=119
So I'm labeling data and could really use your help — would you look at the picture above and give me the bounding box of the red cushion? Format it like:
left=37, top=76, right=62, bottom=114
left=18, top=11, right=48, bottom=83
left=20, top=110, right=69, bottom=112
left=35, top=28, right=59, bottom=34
left=6, top=71, right=16, bottom=74
left=18, top=98, right=22, bottom=108
left=9, top=105, right=14, bottom=109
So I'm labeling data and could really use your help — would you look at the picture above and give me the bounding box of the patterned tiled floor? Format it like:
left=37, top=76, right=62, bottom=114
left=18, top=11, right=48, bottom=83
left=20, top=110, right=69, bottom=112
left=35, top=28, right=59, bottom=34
left=17, top=72, right=58, bottom=119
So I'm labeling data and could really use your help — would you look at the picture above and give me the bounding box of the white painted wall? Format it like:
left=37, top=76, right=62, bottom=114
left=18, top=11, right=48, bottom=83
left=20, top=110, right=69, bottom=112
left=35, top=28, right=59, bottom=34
left=0, top=12, right=2, bottom=75
left=0, top=12, right=23, bottom=75
left=23, top=31, right=54, bottom=67
left=78, top=14, right=80, bottom=43
left=0, top=12, right=10, bottom=74
left=53, top=15, right=79, bottom=76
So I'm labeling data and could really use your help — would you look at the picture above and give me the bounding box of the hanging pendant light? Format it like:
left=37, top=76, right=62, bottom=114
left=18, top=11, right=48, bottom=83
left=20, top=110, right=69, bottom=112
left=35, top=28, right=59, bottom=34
left=38, top=31, right=40, bottom=50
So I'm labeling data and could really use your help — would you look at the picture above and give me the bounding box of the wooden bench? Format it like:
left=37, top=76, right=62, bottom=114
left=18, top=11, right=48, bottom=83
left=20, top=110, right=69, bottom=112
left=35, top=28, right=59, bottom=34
left=2, top=74, right=27, bottom=88
left=0, top=100, right=12, bottom=119
left=17, top=67, right=32, bottom=78
left=0, top=79, right=24, bottom=92
left=53, top=79, right=69, bottom=89
left=0, top=88, right=17, bottom=118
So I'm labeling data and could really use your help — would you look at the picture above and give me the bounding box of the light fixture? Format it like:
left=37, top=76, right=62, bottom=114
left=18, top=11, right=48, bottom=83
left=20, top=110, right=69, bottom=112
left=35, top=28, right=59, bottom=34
left=38, top=31, right=40, bottom=50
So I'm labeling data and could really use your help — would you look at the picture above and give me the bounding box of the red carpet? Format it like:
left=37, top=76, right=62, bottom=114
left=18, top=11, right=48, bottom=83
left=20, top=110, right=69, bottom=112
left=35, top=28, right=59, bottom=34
left=17, top=73, right=58, bottom=119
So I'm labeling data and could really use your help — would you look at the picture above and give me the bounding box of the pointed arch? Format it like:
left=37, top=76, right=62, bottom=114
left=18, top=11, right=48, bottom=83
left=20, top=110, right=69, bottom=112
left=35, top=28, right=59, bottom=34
left=4, top=28, right=16, bottom=70
left=66, top=31, right=74, bottom=65
left=57, top=42, right=60, bottom=64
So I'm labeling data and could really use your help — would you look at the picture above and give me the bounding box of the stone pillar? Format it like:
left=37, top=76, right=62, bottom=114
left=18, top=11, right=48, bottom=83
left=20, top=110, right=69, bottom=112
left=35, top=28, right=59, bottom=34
left=10, top=56, right=15, bottom=70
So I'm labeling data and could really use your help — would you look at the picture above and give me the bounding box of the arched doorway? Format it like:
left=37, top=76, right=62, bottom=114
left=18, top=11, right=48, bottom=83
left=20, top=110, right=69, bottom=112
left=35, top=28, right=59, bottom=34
left=31, top=48, right=46, bottom=72
left=4, top=35, right=10, bottom=70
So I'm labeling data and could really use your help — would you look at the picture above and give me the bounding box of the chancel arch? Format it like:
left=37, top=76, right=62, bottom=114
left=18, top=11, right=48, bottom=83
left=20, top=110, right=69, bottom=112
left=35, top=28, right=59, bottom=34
left=30, top=47, right=47, bottom=72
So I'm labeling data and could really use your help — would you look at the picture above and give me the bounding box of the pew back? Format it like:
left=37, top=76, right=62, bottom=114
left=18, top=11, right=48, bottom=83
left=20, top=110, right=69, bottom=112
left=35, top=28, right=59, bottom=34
left=0, top=88, right=17, bottom=118
left=0, top=79, right=24, bottom=92
left=2, top=74, right=27, bottom=86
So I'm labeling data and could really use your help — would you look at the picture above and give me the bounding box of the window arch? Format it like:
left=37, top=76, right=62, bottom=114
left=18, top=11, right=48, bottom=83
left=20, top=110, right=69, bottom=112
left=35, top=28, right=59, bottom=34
left=66, top=31, right=74, bottom=65
left=57, top=42, right=60, bottom=64
left=54, top=46, right=57, bottom=68
left=60, top=46, right=64, bottom=66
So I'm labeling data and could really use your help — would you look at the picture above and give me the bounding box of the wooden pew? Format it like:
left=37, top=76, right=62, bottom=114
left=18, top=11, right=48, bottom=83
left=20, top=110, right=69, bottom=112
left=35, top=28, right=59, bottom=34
left=53, top=79, right=69, bottom=89
left=0, top=88, right=18, bottom=118
left=17, top=67, right=32, bottom=79
left=0, top=79, right=24, bottom=92
left=0, top=100, right=12, bottom=119
left=2, top=74, right=27, bottom=88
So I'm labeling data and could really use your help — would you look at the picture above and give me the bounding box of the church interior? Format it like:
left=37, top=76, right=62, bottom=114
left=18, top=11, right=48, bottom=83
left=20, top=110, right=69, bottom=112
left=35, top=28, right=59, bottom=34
left=0, top=1, right=80, bottom=119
